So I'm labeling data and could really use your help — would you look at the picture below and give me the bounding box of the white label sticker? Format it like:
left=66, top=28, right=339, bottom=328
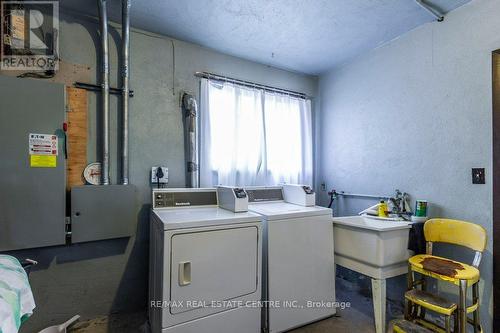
left=29, top=133, right=58, bottom=156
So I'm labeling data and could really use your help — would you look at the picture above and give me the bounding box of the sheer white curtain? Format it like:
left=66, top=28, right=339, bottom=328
left=199, top=78, right=313, bottom=187
left=264, top=93, right=313, bottom=185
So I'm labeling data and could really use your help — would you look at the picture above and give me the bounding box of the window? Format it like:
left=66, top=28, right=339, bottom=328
left=199, top=78, right=312, bottom=187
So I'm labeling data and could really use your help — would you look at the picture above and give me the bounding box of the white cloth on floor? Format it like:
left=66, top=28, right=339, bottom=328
left=0, top=255, right=36, bottom=333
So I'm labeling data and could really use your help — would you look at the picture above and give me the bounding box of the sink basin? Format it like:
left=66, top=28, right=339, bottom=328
left=332, top=216, right=413, bottom=279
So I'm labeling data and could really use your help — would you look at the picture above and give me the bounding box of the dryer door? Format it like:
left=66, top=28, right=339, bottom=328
left=170, top=226, right=259, bottom=316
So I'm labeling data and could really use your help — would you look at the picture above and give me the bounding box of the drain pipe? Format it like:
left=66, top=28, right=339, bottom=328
left=121, top=0, right=131, bottom=185
left=415, top=0, right=444, bottom=22
left=98, top=0, right=110, bottom=185
left=182, top=93, right=199, bottom=188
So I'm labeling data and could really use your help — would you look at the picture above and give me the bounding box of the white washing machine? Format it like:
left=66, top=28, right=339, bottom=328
left=149, top=188, right=262, bottom=333
left=244, top=185, right=335, bottom=333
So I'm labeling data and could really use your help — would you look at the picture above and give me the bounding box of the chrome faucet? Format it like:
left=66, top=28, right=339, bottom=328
left=389, top=189, right=411, bottom=216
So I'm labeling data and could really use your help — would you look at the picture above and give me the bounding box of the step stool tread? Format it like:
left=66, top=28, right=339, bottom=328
left=405, top=289, right=457, bottom=311
left=393, top=319, right=434, bottom=333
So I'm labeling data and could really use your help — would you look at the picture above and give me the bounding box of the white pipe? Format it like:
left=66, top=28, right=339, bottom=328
left=337, top=192, right=389, bottom=199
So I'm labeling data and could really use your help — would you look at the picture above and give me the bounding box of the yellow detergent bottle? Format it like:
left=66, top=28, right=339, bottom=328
left=378, top=200, right=388, bottom=217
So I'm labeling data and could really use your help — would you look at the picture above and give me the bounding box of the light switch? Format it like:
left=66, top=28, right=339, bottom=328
left=472, top=168, right=485, bottom=184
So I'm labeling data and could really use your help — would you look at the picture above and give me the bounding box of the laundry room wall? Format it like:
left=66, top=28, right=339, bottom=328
left=318, top=0, right=498, bottom=331
left=2, top=9, right=318, bottom=332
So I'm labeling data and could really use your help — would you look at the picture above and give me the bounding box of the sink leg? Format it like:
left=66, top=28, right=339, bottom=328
left=372, top=278, right=386, bottom=333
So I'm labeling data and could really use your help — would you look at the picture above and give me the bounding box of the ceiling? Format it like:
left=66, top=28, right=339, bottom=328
left=62, top=0, right=472, bottom=75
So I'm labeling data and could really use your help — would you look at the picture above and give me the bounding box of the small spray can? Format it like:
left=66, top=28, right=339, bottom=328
left=415, top=200, right=428, bottom=217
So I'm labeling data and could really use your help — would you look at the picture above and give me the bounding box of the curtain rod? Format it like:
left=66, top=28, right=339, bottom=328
left=194, top=71, right=310, bottom=99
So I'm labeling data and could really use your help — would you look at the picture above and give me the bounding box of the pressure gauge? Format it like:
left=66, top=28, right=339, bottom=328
left=83, top=162, right=102, bottom=185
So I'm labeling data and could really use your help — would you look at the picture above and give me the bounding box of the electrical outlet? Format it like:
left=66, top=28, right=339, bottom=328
left=472, top=168, right=485, bottom=184
left=151, top=167, right=168, bottom=184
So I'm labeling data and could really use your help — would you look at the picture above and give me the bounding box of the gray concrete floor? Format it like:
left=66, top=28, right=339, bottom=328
left=69, top=278, right=403, bottom=333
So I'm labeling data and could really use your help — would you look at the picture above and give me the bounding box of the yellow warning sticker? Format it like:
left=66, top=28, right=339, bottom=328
left=30, top=155, right=57, bottom=168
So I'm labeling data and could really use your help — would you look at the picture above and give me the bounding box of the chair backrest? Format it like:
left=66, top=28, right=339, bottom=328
left=424, top=218, right=487, bottom=252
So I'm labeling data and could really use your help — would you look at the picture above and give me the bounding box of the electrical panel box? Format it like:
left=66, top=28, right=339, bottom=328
left=71, top=185, right=137, bottom=243
left=0, top=76, right=66, bottom=251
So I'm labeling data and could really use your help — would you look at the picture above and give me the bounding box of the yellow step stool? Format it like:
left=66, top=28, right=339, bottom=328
left=404, top=219, right=486, bottom=333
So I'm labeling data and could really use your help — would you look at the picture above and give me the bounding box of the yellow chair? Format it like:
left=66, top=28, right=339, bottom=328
left=403, top=219, right=486, bottom=333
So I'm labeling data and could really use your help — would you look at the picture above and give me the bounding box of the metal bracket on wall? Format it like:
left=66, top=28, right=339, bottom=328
left=74, top=82, right=134, bottom=97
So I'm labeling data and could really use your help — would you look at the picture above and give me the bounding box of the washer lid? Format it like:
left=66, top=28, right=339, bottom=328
left=153, top=207, right=261, bottom=230
left=248, top=202, right=331, bottom=220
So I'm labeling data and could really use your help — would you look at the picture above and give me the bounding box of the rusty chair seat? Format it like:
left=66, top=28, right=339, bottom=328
left=409, top=254, right=480, bottom=286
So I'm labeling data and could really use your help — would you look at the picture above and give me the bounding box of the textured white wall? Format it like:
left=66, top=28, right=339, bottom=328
left=319, top=0, right=499, bottom=331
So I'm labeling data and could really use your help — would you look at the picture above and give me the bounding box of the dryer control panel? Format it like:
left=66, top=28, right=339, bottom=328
left=245, top=187, right=284, bottom=203
left=153, top=188, right=218, bottom=209
left=217, top=186, right=249, bottom=212
left=282, top=184, right=316, bottom=206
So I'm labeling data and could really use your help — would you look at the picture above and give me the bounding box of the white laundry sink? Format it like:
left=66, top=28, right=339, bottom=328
left=332, top=216, right=413, bottom=279
left=332, top=216, right=414, bottom=333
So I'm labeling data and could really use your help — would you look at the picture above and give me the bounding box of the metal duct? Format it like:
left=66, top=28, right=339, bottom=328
left=121, top=0, right=131, bottom=185
left=98, top=0, right=110, bottom=185
left=182, top=93, right=199, bottom=188
left=415, top=0, right=444, bottom=22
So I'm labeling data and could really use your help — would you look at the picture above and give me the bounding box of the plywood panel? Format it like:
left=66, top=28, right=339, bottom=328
left=66, top=87, right=88, bottom=189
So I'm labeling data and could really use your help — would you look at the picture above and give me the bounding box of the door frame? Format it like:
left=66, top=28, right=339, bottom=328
left=493, top=50, right=500, bottom=332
